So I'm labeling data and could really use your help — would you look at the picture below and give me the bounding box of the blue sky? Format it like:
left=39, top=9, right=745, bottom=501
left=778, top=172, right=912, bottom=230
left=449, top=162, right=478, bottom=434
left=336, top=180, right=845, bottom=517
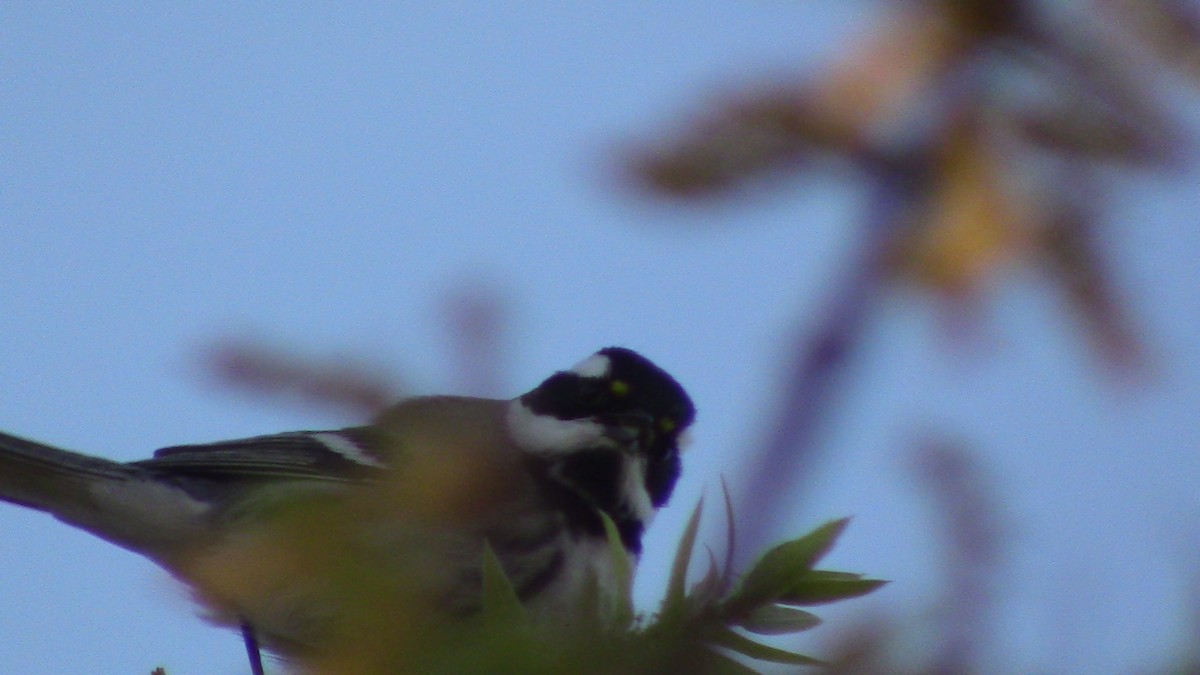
left=2, top=4, right=1199, bottom=673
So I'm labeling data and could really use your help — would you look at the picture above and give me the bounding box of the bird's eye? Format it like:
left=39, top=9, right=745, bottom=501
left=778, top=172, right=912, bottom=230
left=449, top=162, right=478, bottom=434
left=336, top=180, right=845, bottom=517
left=610, top=380, right=630, bottom=397
left=659, top=417, right=676, bottom=433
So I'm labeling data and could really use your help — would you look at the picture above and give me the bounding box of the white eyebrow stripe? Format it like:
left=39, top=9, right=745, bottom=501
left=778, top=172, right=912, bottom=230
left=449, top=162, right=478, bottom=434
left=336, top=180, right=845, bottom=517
left=312, top=432, right=386, bottom=468
left=570, top=354, right=611, bottom=378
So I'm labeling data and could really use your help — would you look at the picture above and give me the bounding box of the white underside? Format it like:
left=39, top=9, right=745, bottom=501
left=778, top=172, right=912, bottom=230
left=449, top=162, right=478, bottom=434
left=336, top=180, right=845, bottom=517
left=524, top=537, right=630, bottom=625
left=80, top=477, right=212, bottom=554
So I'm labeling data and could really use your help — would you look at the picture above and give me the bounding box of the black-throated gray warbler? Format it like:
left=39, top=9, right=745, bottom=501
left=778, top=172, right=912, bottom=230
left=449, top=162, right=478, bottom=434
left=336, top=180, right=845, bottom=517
left=0, top=347, right=695, bottom=665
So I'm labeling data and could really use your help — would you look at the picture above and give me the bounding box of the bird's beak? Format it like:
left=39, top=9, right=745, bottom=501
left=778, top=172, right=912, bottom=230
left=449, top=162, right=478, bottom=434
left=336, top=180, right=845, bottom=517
left=598, top=412, right=656, bottom=452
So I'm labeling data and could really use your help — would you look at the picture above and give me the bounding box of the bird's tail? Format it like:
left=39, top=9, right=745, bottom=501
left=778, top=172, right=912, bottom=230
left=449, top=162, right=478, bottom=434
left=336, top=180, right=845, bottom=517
left=0, top=431, right=129, bottom=510
left=0, top=431, right=204, bottom=559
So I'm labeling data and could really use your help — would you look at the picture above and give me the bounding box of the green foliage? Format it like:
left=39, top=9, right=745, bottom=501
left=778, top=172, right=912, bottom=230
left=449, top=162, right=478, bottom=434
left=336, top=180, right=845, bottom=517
left=599, top=511, right=636, bottom=629
left=704, top=625, right=824, bottom=666
left=663, top=496, right=706, bottom=620
left=736, top=604, right=821, bottom=635
left=778, top=569, right=888, bottom=607
left=480, top=542, right=529, bottom=628
left=200, top=487, right=883, bottom=673
left=472, top=503, right=885, bottom=673
left=640, top=511, right=886, bottom=669
left=723, top=518, right=849, bottom=615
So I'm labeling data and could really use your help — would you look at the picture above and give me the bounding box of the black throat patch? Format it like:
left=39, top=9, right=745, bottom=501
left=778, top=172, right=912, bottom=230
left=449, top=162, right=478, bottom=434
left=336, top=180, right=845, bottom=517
left=525, top=449, right=646, bottom=555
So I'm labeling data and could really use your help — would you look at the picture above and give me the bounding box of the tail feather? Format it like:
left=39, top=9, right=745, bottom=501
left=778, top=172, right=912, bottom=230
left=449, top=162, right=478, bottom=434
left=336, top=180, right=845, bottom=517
left=0, top=431, right=128, bottom=511
left=0, top=431, right=208, bottom=558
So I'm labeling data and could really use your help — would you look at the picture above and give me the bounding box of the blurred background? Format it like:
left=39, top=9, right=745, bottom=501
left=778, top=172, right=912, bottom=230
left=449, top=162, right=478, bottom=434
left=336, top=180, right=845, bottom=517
left=2, top=3, right=1198, bottom=673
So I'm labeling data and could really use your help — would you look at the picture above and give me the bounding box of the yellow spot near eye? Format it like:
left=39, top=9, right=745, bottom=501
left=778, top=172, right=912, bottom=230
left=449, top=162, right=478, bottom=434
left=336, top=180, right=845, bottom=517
left=659, top=418, right=676, bottom=433
left=610, top=380, right=630, bottom=396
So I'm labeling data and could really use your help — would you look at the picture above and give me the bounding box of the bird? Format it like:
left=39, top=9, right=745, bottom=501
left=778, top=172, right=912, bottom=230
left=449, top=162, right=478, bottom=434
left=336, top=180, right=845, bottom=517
left=0, top=347, right=695, bottom=671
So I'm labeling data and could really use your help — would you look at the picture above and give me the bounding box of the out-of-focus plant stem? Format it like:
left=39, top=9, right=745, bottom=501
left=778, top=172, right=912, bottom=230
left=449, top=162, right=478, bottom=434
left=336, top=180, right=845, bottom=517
left=733, top=153, right=926, bottom=564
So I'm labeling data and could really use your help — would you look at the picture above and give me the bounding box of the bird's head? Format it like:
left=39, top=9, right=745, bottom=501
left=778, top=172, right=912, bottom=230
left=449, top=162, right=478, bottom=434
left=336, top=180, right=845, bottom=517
left=507, top=348, right=695, bottom=548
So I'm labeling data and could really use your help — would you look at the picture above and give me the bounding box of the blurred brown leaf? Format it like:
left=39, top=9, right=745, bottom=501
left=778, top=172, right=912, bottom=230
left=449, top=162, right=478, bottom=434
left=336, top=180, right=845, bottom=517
left=1037, top=197, right=1146, bottom=372
left=894, top=116, right=1031, bottom=297
left=206, top=340, right=399, bottom=415
left=933, top=0, right=1033, bottom=41
left=1097, top=0, right=1200, bottom=81
left=628, top=5, right=968, bottom=197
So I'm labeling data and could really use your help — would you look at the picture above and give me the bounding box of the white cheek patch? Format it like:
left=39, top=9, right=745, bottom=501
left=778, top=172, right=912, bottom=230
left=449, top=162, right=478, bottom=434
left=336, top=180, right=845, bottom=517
left=570, top=353, right=611, bottom=378
left=507, top=401, right=608, bottom=454
left=623, top=456, right=656, bottom=526
left=312, top=432, right=386, bottom=468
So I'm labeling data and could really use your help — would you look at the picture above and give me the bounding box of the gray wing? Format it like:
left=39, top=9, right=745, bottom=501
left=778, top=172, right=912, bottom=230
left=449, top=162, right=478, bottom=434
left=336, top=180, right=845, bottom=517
left=133, top=427, right=388, bottom=482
